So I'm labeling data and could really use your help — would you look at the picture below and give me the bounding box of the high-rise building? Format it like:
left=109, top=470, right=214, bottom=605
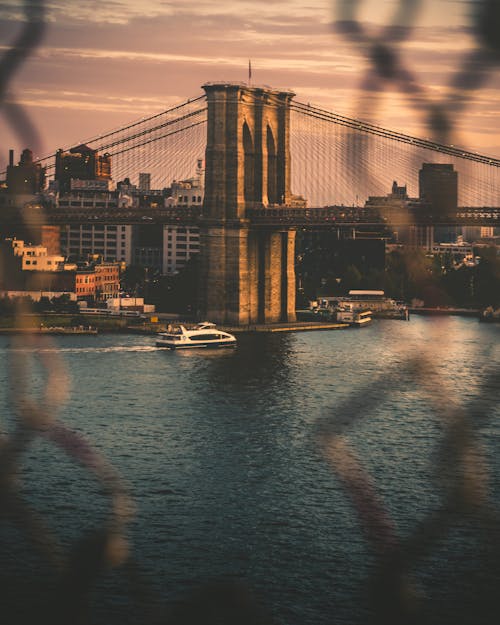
left=418, top=163, right=458, bottom=214
left=60, top=224, right=133, bottom=264
left=162, top=225, right=200, bottom=274
left=138, top=173, right=151, bottom=192
left=419, top=163, right=458, bottom=244
left=161, top=162, right=204, bottom=274
left=55, top=144, right=111, bottom=193
left=6, top=148, right=45, bottom=194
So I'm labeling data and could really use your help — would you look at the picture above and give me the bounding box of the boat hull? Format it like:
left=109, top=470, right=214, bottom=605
left=156, top=339, right=236, bottom=349
left=155, top=322, right=237, bottom=349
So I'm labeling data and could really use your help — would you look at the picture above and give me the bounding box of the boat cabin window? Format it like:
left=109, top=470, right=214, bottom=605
left=195, top=333, right=222, bottom=341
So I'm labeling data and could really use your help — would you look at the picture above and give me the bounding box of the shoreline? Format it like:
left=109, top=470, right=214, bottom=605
left=0, top=308, right=494, bottom=335
left=409, top=307, right=480, bottom=317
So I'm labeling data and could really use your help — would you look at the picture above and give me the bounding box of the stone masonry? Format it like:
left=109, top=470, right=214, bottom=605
left=199, top=83, right=297, bottom=325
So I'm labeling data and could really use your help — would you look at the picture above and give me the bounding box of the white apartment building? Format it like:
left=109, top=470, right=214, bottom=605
left=162, top=225, right=200, bottom=274
left=161, top=160, right=204, bottom=274
left=61, top=224, right=133, bottom=264
left=10, top=239, right=65, bottom=271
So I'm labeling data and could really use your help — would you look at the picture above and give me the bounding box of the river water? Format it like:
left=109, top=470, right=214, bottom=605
left=1, top=317, right=499, bottom=625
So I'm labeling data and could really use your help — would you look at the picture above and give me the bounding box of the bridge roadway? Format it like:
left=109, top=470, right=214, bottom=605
left=2, top=205, right=500, bottom=227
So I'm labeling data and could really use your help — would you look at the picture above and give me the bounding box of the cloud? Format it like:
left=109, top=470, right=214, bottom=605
left=0, top=0, right=498, bottom=167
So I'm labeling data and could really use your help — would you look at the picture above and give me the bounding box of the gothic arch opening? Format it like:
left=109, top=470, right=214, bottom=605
left=267, top=125, right=278, bottom=205
left=243, top=122, right=255, bottom=203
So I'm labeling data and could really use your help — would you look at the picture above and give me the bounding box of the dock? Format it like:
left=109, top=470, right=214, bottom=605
left=0, top=326, right=98, bottom=335
left=220, top=321, right=350, bottom=334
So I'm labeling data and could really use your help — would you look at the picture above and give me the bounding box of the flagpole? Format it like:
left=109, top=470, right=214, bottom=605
left=248, top=59, right=252, bottom=85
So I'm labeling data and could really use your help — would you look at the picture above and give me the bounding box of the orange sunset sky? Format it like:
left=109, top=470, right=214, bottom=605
left=1, top=0, right=499, bottom=172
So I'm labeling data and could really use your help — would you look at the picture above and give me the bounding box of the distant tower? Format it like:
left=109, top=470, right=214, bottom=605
left=199, top=82, right=298, bottom=325
left=419, top=163, right=459, bottom=244
left=419, top=163, right=457, bottom=213
left=138, top=172, right=151, bottom=192
left=55, top=144, right=111, bottom=192
left=195, top=158, right=205, bottom=188
left=6, top=148, right=46, bottom=194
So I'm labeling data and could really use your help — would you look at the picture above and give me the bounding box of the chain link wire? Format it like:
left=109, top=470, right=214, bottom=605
left=1, top=1, right=499, bottom=623
left=319, top=2, right=500, bottom=623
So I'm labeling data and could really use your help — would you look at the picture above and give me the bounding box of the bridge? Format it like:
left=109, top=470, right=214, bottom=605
left=12, top=204, right=500, bottom=227
left=3, top=82, right=500, bottom=324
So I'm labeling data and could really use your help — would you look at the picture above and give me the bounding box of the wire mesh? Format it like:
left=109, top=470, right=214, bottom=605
left=0, top=1, right=499, bottom=624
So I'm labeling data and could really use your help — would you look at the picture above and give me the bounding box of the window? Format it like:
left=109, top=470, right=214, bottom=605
left=25, top=260, right=31, bottom=265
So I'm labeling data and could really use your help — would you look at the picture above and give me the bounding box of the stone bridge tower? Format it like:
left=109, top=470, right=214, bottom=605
left=199, top=82, right=297, bottom=325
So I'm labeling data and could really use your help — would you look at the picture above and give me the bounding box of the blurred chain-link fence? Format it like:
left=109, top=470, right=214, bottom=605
left=1, top=1, right=499, bottom=623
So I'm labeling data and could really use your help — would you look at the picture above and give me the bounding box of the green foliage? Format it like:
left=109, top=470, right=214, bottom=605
left=296, top=243, right=500, bottom=308
left=147, top=256, right=200, bottom=314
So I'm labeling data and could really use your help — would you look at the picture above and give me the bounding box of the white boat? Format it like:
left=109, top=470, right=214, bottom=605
left=351, top=309, right=372, bottom=327
left=336, top=306, right=372, bottom=327
left=155, top=322, right=237, bottom=349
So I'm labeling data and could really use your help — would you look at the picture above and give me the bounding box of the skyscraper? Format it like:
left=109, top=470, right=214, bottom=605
left=418, top=163, right=458, bottom=214
left=55, top=144, right=111, bottom=192
left=419, top=163, right=459, bottom=243
left=138, top=173, right=151, bottom=192
left=6, top=148, right=46, bottom=194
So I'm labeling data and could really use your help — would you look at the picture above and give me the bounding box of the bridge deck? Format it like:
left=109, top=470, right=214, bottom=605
left=2, top=205, right=498, bottom=227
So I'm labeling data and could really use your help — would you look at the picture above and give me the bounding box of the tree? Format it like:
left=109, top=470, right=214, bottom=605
left=342, top=265, right=362, bottom=293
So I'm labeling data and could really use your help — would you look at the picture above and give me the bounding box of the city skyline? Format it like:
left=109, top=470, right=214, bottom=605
left=1, top=0, right=500, bottom=171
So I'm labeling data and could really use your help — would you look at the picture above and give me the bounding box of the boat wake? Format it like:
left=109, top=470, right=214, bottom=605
left=6, top=345, right=160, bottom=354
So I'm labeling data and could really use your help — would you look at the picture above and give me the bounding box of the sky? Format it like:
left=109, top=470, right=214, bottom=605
left=1, top=0, right=499, bottom=172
